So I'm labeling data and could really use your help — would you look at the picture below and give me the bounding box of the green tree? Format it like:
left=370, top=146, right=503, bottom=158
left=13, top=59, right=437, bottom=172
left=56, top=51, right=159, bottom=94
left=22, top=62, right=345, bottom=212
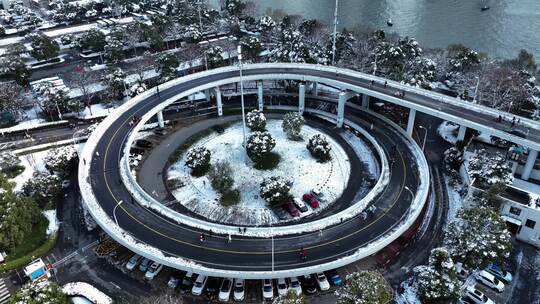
left=282, top=112, right=305, bottom=140
left=29, top=34, right=60, bottom=61
left=307, top=134, right=332, bottom=162
left=209, top=161, right=234, bottom=194
left=156, top=53, right=179, bottom=82
left=10, top=280, right=69, bottom=304
left=0, top=174, right=40, bottom=251
left=44, top=146, right=77, bottom=178
left=240, top=36, right=262, bottom=61
left=414, top=248, right=461, bottom=304
left=76, top=28, right=106, bottom=52
left=336, top=271, right=392, bottom=304
left=22, top=171, right=62, bottom=208
left=185, top=146, right=211, bottom=176
left=246, top=131, right=276, bottom=163
left=0, top=44, right=32, bottom=85
left=246, top=109, right=267, bottom=131
left=260, top=176, right=293, bottom=207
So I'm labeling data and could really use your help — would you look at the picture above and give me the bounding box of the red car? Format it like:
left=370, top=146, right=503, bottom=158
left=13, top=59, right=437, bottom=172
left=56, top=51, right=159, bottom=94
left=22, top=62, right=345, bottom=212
left=284, top=202, right=301, bottom=217
left=302, top=194, right=320, bottom=208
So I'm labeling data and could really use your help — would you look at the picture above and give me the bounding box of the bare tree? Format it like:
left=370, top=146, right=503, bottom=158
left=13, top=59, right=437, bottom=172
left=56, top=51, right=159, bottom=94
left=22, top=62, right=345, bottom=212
left=0, top=81, right=27, bottom=119
left=73, top=66, right=98, bottom=116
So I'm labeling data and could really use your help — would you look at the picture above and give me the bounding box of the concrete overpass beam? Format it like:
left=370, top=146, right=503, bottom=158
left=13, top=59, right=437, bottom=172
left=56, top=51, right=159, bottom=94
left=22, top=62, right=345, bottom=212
left=157, top=111, right=164, bottom=128
left=215, top=87, right=223, bottom=117
left=362, top=94, right=370, bottom=108
left=337, top=92, right=346, bottom=128
left=522, top=149, right=538, bottom=181
left=204, top=89, right=211, bottom=102
left=257, top=81, right=263, bottom=111
left=457, top=125, right=467, bottom=141
left=312, top=82, right=318, bottom=96
left=406, top=108, right=416, bottom=137
left=299, top=83, right=305, bottom=114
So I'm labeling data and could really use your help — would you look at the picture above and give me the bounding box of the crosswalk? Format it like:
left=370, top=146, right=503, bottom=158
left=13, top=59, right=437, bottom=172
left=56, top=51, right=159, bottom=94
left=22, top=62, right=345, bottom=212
left=0, top=279, right=10, bottom=304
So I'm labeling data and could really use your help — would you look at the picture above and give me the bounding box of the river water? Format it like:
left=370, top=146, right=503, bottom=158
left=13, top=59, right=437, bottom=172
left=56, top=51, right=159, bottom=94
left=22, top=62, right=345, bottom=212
left=210, top=0, right=540, bottom=59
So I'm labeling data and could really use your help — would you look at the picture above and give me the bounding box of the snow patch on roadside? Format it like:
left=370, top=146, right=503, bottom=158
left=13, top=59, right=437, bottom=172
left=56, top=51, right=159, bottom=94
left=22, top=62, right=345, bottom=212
left=42, top=210, right=59, bottom=236
left=11, top=150, right=49, bottom=191
left=437, top=121, right=459, bottom=144
left=445, top=176, right=464, bottom=224
left=62, top=282, right=113, bottom=304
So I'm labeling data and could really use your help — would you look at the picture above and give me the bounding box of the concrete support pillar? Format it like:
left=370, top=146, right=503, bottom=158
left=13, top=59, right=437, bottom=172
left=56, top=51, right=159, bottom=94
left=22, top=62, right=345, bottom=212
left=215, top=87, right=223, bottom=117
left=361, top=94, right=370, bottom=108
left=457, top=125, right=467, bottom=141
left=257, top=81, right=263, bottom=111
left=157, top=111, right=164, bottom=128
left=337, top=92, right=346, bottom=128
left=522, top=149, right=538, bottom=181
left=406, top=108, right=416, bottom=137
left=204, top=89, right=211, bottom=102
left=299, top=84, right=305, bottom=115
left=313, top=82, right=319, bottom=97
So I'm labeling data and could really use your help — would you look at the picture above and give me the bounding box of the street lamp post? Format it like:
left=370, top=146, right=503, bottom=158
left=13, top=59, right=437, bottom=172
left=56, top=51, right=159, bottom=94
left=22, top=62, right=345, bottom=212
left=418, top=125, right=428, bottom=152
left=271, top=223, right=274, bottom=273
left=197, top=0, right=209, bottom=70
left=238, top=45, right=247, bottom=147
left=331, top=0, right=339, bottom=66
left=472, top=76, right=480, bottom=104
left=113, top=200, right=124, bottom=226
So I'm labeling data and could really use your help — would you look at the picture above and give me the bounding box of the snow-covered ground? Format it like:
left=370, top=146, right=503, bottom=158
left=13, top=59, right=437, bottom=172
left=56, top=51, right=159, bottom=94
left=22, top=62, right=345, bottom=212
left=167, top=120, right=352, bottom=225
left=42, top=210, right=59, bottom=236
left=438, top=121, right=459, bottom=144
left=445, top=176, right=465, bottom=224
left=62, top=282, right=113, bottom=304
left=11, top=150, right=49, bottom=191
left=341, top=130, right=379, bottom=178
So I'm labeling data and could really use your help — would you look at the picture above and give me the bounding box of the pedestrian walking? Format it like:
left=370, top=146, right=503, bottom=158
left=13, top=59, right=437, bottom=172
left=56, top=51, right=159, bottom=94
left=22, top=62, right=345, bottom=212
left=340, top=217, right=343, bottom=223
left=384, top=81, right=387, bottom=87
left=95, top=151, right=100, bottom=157
left=318, top=229, right=323, bottom=237
left=370, top=79, right=375, bottom=86
left=83, top=158, right=86, bottom=165
left=498, top=115, right=502, bottom=123
left=370, top=123, right=374, bottom=131
left=511, top=120, right=515, bottom=127
left=517, top=118, right=521, bottom=125
left=228, top=234, right=232, bottom=243
left=238, top=227, right=242, bottom=233
left=302, top=248, right=307, bottom=261
left=243, top=227, right=247, bottom=233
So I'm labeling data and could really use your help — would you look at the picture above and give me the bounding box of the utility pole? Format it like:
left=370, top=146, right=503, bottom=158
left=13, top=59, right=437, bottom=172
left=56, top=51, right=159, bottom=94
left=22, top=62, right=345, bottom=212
left=197, top=0, right=209, bottom=70
left=238, top=45, right=247, bottom=147
left=331, top=0, right=339, bottom=66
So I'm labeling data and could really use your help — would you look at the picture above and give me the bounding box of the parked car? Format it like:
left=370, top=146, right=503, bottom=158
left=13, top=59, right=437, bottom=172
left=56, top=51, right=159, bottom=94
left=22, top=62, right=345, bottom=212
left=301, top=275, right=317, bottom=294
left=125, top=254, right=142, bottom=271
left=144, top=262, right=163, bottom=280
left=486, top=264, right=513, bottom=283
left=476, top=270, right=504, bottom=292
left=167, top=271, right=182, bottom=288
left=233, top=279, right=245, bottom=301
left=310, top=188, right=323, bottom=199
left=293, top=198, right=309, bottom=212
left=206, top=277, right=221, bottom=297
left=464, top=285, right=495, bottom=304
left=284, top=202, right=300, bottom=217
left=289, top=277, right=302, bottom=296
left=218, top=278, right=233, bottom=302
left=326, top=270, right=342, bottom=286
left=138, top=258, right=151, bottom=272
left=180, top=272, right=194, bottom=293
left=262, top=279, right=274, bottom=300
left=314, top=273, right=330, bottom=291
left=302, top=193, right=320, bottom=208
left=192, top=274, right=208, bottom=296
left=276, top=278, right=288, bottom=296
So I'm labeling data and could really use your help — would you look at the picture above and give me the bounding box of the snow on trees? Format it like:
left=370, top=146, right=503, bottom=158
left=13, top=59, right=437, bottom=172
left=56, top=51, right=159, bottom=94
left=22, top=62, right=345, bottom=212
left=156, top=53, right=179, bottom=82
left=209, top=161, right=234, bottom=194
left=240, top=36, right=262, bottom=61
left=11, top=280, right=69, bottom=304
left=0, top=81, right=26, bottom=121
left=0, top=44, right=32, bottom=85
left=444, top=206, right=512, bottom=269
left=258, top=15, right=276, bottom=42
left=0, top=174, right=40, bottom=251
left=0, top=151, right=22, bottom=176
left=467, top=149, right=513, bottom=187
left=307, top=134, right=332, bottom=162
left=29, top=33, right=60, bottom=62
left=246, top=109, right=267, bottom=131
left=22, top=171, right=62, bottom=208
left=447, top=44, right=480, bottom=72
left=246, top=131, right=276, bottom=163
left=225, top=0, right=246, bottom=17
left=104, top=29, right=125, bottom=62
left=102, top=68, right=127, bottom=101
left=272, top=290, right=305, bottom=304
left=75, top=28, right=106, bottom=52
left=34, top=80, right=81, bottom=116
left=443, top=147, right=464, bottom=185
left=282, top=112, right=305, bottom=140
left=336, top=271, right=392, bottom=304
left=414, top=248, right=461, bottom=303
left=205, top=46, right=225, bottom=69
left=139, top=292, right=184, bottom=304
left=44, top=146, right=77, bottom=177
left=185, top=146, right=211, bottom=176
left=184, top=24, right=203, bottom=43
left=260, top=176, right=293, bottom=207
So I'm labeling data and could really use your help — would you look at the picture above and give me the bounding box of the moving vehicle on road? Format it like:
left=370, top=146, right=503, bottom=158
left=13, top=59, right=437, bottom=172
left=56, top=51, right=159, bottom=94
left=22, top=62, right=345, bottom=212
left=475, top=270, right=504, bottom=292
left=192, top=274, right=208, bottom=296
left=315, top=273, right=330, bottom=291
left=486, top=264, right=513, bottom=283
left=144, top=262, right=163, bottom=280
left=218, top=278, right=233, bottom=302
left=276, top=278, right=288, bottom=296
left=138, top=258, right=151, bottom=272
left=125, top=254, right=142, bottom=271
left=262, top=279, right=274, bottom=300
left=303, top=193, right=320, bottom=208
left=464, top=285, right=495, bottom=304
left=289, top=277, right=302, bottom=296
left=233, top=279, right=245, bottom=301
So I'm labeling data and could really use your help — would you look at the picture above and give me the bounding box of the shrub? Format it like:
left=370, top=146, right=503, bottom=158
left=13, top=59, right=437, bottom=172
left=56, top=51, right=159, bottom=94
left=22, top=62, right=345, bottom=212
left=246, top=109, right=267, bottom=131
left=185, top=146, right=211, bottom=176
left=260, top=176, right=293, bottom=207
left=209, top=161, right=234, bottom=193
left=307, top=134, right=332, bottom=162
left=246, top=131, right=276, bottom=163
left=282, top=112, right=305, bottom=140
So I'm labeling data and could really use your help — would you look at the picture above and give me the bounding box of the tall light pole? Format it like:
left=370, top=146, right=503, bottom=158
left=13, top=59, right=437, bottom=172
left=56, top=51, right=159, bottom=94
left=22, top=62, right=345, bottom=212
left=271, top=222, right=274, bottom=273
left=113, top=200, right=123, bottom=226
left=472, top=76, right=480, bottom=104
left=197, top=0, right=209, bottom=70
left=331, top=0, right=339, bottom=66
left=238, top=45, right=247, bottom=147
left=418, top=125, right=428, bottom=152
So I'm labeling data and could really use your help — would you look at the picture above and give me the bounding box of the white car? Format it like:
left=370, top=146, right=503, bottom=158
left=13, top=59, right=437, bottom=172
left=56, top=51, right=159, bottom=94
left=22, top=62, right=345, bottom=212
left=125, top=254, right=142, bottom=271
left=218, top=278, right=233, bottom=302
left=464, top=286, right=495, bottom=304
left=476, top=270, right=504, bottom=292
left=486, top=264, right=513, bottom=283
left=144, top=262, right=163, bottom=280
left=192, top=274, right=208, bottom=296
left=315, top=273, right=330, bottom=291
left=289, top=277, right=302, bottom=296
left=276, top=278, right=288, bottom=296
left=262, top=279, right=274, bottom=300
left=138, top=258, right=151, bottom=272
left=233, top=279, right=245, bottom=301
